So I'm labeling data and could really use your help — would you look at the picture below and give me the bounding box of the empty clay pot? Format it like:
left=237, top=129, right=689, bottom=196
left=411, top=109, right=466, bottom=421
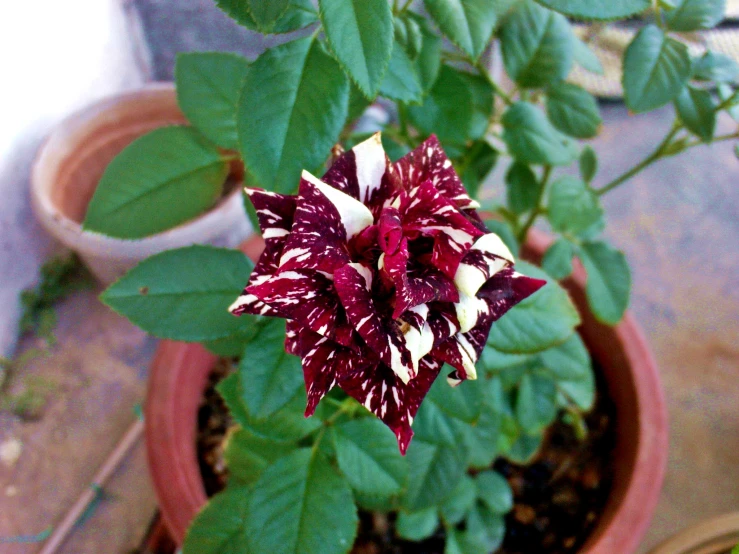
left=30, top=83, right=252, bottom=285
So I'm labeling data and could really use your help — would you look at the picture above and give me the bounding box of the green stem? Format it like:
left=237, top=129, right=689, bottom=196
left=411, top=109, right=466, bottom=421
left=397, top=102, right=411, bottom=143
left=595, top=122, right=682, bottom=197
left=398, top=0, right=414, bottom=14
left=474, top=61, right=514, bottom=106
left=653, top=0, right=664, bottom=27
left=517, top=165, right=551, bottom=243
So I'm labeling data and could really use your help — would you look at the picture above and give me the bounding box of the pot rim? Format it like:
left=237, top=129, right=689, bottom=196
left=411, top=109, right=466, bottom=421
left=29, top=83, right=247, bottom=260
left=647, top=513, right=739, bottom=554
left=145, top=230, right=669, bottom=552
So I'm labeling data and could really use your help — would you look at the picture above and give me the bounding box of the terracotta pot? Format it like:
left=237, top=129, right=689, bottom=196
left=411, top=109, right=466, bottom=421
left=646, top=513, right=739, bottom=554
left=31, top=83, right=252, bottom=285
left=145, top=230, right=669, bottom=552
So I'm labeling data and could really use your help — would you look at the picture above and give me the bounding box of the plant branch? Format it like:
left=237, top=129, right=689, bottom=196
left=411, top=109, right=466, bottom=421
left=595, top=122, right=682, bottom=196
left=474, top=60, right=514, bottom=106
left=517, top=165, right=551, bottom=243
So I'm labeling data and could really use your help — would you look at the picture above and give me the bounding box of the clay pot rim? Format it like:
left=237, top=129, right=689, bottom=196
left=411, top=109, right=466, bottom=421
left=145, top=230, right=669, bottom=552
left=646, top=513, right=739, bottom=554
left=29, top=83, right=246, bottom=261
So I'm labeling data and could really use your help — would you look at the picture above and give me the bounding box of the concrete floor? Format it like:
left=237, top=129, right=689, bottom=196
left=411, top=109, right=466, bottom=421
left=0, top=1, right=737, bottom=552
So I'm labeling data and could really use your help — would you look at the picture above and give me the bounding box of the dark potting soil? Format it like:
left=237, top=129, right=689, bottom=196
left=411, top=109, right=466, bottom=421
left=196, top=360, right=616, bottom=554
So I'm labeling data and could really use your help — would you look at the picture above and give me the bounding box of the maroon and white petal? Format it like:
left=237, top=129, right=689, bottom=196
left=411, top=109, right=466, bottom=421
left=431, top=333, right=480, bottom=384
left=454, top=233, right=515, bottom=297
left=297, top=328, right=374, bottom=417
left=425, top=304, right=461, bottom=348
left=334, top=263, right=417, bottom=383
left=339, top=356, right=443, bottom=454
left=442, top=269, right=546, bottom=385
left=392, top=264, right=459, bottom=319
left=247, top=269, right=339, bottom=338
left=398, top=304, right=435, bottom=374
left=229, top=188, right=297, bottom=317
left=246, top=188, right=297, bottom=242
left=278, top=171, right=373, bottom=274
left=323, top=133, right=399, bottom=218
left=476, top=268, right=548, bottom=318
left=285, top=319, right=302, bottom=355
left=391, top=135, right=480, bottom=210
left=400, top=180, right=485, bottom=278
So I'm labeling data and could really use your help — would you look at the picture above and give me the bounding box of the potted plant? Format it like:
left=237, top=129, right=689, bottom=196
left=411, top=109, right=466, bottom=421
left=30, top=83, right=253, bottom=285
left=91, top=0, right=735, bottom=552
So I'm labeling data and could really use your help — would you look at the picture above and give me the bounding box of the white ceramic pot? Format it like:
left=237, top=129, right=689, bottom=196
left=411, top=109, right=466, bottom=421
left=30, top=83, right=252, bottom=285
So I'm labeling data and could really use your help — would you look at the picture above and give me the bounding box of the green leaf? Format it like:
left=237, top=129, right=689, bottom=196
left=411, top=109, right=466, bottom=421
left=319, top=0, right=393, bottom=98
left=403, top=439, right=468, bottom=511
left=332, top=418, right=408, bottom=496
left=396, top=508, right=439, bottom=541
left=579, top=240, right=631, bottom=325
left=425, top=0, right=499, bottom=60
left=546, top=82, right=602, bottom=139
left=502, top=102, right=578, bottom=166
left=666, top=0, right=726, bottom=31
left=481, top=347, right=533, bottom=372
left=246, top=449, right=357, bottom=554
left=505, top=162, right=539, bottom=214
left=239, top=37, right=349, bottom=194
left=488, top=261, right=581, bottom=353
left=547, top=175, right=604, bottom=236
left=475, top=470, right=513, bottom=514
left=378, top=40, right=424, bottom=103
left=458, top=71, right=495, bottom=141
left=623, top=25, right=691, bottom=113
left=218, top=0, right=316, bottom=34
left=465, top=402, right=502, bottom=468
left=465, top=504, right=506, bottom=553
left=500, top=0, right=573, bottom=88
left=540, top=333, right=595, bottom=410
left=541, top=239, right=575, bottom=280
left=395, top=15, right=423, bottom=60
left=218, top=374, right=321, bottom=442
left=175, top=53, right=249, bottom=149
left=183, top=486, right=250, bottom=554
left=572, top=35, right=604, bottom=75
left=408, top=65, right=476, bottom=146
left=533, top=0, right=650, bottom=19
left=238, top=319, right=303, bottom=418
left=347, top=82, right=372, bottom=122
left=506, top=432, right=544, bottom=463
left=225, top=428, right=296, bottom=486
left=693, top=51, right=739, bottom=83
left=441, top=475, right=477, bottom=525
left=718, top=84, right=739, bottom=122
left=381, top=134, right=411, bottom=161
left=459, top=141, right=498, bottom=198
left=579, top=145, right=598, bottom=183
left=204, top=316, right=264, bottom=357
left=242, top=0, right=290, bottom=32
left=83, top=127, right=228, bottom=238
left=101, top=246, right=253, bottom=341
left=674, top=86, right=716, bottom=142
left=415, top=27, right=443, bottom=93
left=515, top=372, right=558, bottom=433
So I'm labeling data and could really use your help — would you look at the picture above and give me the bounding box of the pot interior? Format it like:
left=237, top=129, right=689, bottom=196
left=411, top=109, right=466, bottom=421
left=49, top=91, right=186, bottom=224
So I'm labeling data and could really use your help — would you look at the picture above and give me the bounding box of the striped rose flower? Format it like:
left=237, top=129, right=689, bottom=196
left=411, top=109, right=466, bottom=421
left=230, top=134, right=545, bottom=453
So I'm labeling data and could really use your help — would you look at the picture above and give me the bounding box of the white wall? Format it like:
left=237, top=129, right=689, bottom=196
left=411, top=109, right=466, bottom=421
left=0, top=0, right=146, bottom=357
